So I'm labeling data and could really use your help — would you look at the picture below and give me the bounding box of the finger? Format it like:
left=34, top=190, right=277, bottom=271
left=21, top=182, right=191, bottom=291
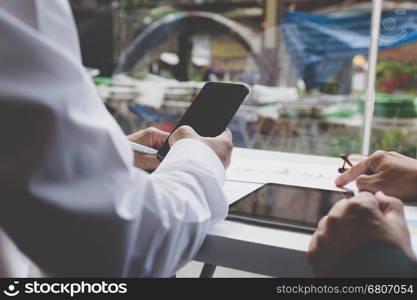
left=387, top=151, right=399, bottom=156
left=335, top=151, right=388, bottom=187
left=375, top=191, right=404, bottom=217
left=335, top=158, right=369, bottom=187
left=375, top=191, right=401, bottom=205
left=216, top=128, right=233, bottom=141
left=348, top=154, right=368, bottom=165
left=327, top=198, right=350, bottom=218
left=352, top=191, right=378, bottom=206
left=308, top=231, right=329, bottom=277
left=354, top=191, right=375, bottom=200
left=387, top=151, right=403, bottom=158
left=133, top=153, right=160, bottom=171
left=169, top=125, right=199, bottom=146
left=356, top=174, right=379, bottom=193
left=147, top=127, right=169, bottom=148
left=128, top=127, right=168, bottom=148
left=316, top=215, right=328, bottom=231
left=147, top=127, right=169, bottom=137
left=330, top=193, right=374, bottom=218
left=346, top=192, right=379, bottom=217
left=308, top=234, right=319, bottom=264
left=308, top=230, right=323, bottom=266
left=312, top=216, right=330, bottom=251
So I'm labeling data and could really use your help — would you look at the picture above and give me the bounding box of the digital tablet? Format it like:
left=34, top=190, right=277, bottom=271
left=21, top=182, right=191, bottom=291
left=227, top=183, right=354, bottom=233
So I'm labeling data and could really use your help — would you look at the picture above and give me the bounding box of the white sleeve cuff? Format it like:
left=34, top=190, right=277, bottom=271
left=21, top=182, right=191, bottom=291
left=155, top=138, right=226, bottom=185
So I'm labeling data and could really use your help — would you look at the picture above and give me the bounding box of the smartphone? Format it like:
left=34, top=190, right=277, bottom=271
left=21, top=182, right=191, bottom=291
left=228, top=183, right=354, bottom=233
left=157, top=82, right=250, bottom=161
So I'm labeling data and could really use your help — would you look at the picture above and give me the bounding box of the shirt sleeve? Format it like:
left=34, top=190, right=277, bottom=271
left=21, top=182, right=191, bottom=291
left=0, top=0, right=227, bottom=277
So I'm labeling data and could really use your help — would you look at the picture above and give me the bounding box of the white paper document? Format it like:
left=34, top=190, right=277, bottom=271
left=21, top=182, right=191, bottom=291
left=223, top=181, right=262, bottom=205
left=226, top=157, right=357, bottom=193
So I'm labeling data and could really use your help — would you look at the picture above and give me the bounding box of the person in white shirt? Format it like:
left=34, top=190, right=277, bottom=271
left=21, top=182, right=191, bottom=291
left=0, top=0, right=232, bottom=277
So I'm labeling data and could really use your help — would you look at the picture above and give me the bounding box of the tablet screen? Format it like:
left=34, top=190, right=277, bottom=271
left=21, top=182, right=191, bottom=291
left=228, top=183, right=354, bottom=232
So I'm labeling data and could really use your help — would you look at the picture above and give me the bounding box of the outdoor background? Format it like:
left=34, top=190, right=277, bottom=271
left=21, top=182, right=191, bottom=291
left=70, top=0, right=417, bottom=158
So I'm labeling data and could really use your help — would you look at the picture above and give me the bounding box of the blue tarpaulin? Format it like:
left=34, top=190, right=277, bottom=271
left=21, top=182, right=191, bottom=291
left=282, top=10, right=417, bottom=89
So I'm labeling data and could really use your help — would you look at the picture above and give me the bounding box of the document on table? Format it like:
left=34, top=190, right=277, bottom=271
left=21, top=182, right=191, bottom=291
left=223, top=181, right=262, bottom=205
left=226, top=157, right=357, bottom=193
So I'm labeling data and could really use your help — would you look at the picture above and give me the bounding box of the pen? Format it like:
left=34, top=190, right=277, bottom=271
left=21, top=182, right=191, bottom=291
left=129, top=141, right=158, bottom=156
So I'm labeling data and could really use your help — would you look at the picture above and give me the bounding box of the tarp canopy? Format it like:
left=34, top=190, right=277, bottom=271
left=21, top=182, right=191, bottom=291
left=282, top=10, right=417, bottom=89
left=117, top=11, right=256, bottom=74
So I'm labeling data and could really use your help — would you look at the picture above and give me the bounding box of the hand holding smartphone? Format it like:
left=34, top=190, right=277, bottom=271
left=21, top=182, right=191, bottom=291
left=157, top=82, right=250, bottom=161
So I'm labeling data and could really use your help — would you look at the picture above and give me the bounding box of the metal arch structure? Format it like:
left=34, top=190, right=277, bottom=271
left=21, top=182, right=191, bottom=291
left=116, top=11, right=273, bottom=80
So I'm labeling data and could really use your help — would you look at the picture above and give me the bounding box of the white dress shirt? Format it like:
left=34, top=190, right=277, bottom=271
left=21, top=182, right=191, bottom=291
left=0, top=0, right=227, bottom=277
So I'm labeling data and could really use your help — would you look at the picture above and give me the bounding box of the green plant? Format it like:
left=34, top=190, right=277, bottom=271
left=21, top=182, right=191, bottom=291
left=371, top=129, right=417, bottom=158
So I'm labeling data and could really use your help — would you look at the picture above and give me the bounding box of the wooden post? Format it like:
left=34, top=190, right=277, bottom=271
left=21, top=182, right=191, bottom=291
left=174, top=32, right=193, bottom=81
left=260, top=0, right=283, bottom=86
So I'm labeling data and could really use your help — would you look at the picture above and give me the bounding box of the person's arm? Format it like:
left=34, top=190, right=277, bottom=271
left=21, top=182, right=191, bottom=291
left=329, top=243, right=417, bottom=277
left=0, top=0, right=228, bottom=277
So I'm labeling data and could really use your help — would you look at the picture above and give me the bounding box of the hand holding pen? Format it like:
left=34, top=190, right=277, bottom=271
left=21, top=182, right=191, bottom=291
left=336, top=151, right=417, bottom=202
left=128, top=127, right=168, bottom=171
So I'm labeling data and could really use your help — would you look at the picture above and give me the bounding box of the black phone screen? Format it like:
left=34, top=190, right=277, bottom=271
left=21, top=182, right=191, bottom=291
left=228, top=183, right=354, bottom=233
left=157, top=82, right=249, bottom=160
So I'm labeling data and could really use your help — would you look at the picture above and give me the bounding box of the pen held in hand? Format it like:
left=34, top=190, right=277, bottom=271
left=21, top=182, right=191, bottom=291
left=129, top=141, right=158, bottom=156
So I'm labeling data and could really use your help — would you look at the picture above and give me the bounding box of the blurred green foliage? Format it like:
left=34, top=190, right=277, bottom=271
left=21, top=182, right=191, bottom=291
left=270, top=125, right=416, bottom=158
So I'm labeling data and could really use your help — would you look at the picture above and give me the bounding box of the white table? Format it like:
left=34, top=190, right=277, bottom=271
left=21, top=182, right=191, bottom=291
left=194, top=148, right=417, bottom=277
